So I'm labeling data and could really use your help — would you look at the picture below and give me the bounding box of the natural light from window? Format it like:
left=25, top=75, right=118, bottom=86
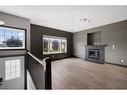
left=5, top=59, right=20, bottom=80
left=43, top=35, right=67, bottom=54
left=0, top=26, right=25, bottom=49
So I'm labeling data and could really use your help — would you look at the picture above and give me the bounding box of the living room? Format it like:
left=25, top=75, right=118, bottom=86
left=0, top=6, right=127, bottom=90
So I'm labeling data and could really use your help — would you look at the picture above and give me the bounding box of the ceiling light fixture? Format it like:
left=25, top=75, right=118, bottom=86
left=80, top=18, right=90, bottom=23
left=0, top=20, right=5, bottom=25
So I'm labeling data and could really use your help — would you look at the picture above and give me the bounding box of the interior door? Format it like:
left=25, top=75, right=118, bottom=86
left=0, top=56, right=25, bottom=89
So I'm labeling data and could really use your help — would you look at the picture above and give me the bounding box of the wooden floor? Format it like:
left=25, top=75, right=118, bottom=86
left=52, top=58, right=127, bottom=89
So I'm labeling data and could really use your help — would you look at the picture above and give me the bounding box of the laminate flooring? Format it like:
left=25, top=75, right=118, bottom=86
left=52, top=58, right=127, bottom=89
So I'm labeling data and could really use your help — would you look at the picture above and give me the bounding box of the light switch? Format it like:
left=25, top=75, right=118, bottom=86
left=121, top=59, right=124, bottom=63
left=112, top=45, right=115, bottom=50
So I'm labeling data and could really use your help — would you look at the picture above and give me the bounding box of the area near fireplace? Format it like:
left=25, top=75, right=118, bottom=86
left=85, top=31, right=106, bottom=63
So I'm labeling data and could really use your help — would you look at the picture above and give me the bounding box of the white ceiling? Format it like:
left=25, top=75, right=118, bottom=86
left=0, top=6, right=127, bottom=32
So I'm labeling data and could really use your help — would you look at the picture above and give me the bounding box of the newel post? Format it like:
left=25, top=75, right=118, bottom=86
left=45, top=57, right=52, bottom=89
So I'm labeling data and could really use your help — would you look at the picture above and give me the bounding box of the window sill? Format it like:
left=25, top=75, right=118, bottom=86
left=43, top=52, right=67, bottom=55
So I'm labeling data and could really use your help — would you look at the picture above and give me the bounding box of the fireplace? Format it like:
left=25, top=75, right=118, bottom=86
left=85, top=45, right=106, bottom=64
left=88, top=49, right=100, bottom=59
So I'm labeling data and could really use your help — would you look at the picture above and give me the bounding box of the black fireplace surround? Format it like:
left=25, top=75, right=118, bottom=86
left=85, top=45, right=106, bottom=64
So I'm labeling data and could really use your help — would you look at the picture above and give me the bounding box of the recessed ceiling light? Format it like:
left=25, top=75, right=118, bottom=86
left=0, top=20, right=5, bottom=25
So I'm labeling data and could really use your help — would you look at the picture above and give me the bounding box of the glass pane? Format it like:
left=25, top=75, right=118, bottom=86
left=0, top=36, right=4, bottom=42
left=18, top=32, right=24, bottom=37
left=43, top=35, right=67, bottom=54
left=61, top=40, right=67, bottom=53
left=11, top=31, right=18, bottom=36
left=0, top=29, right=4, bottom=36
left=0, top=27, right=25, bottom=49
left=5, top=36, right=23, bottom=47
left=18, top=36, right=23, bottom=41
left=61, top=43, right=65, bottom=52
left=0, top=36, right=5, bottom=47
left=5, top=36, right=11, bottom=41
left=5, top=30, right=12, bottom=36
left=43, top=38, right=49, bottom=54
left=0, top=41, right=3, bottom=45
left=50, top=38, right=61, bottom=53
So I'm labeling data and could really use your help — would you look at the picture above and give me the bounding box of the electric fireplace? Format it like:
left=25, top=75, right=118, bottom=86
left=85, top=45, right=106, bottom=64
left=88, top=49, right=100, bottom=59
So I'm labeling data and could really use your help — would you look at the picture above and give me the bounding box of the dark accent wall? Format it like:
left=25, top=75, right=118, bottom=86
left=31, top=24, right=73, bottom=60
left=73, top=20, right=127, bottom=66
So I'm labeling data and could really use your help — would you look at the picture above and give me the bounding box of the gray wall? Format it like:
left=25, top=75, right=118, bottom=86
left=0, top=56, right=25, bottom=89
left=87, top=31, right=102, bottom=45
left=31, top=24, right=73, bottom=60
left=73, top=20, right=127, bottom=66
left=0, top=12, right=30, bottom=89
left=0, top=12, right=30, bottom=56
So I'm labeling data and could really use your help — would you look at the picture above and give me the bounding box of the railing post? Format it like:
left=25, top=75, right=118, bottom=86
left=45, top=57, right=52, bottom=89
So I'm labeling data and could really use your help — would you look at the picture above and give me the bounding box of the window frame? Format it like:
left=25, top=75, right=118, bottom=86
left=0, top=25, right=26, bottom=50
left=43, top=35, right=67, bottom=55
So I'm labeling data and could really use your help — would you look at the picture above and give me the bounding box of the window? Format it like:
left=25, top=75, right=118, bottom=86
left=0, top=26, right=25, bottom=49
left=43, top=35, right=67, bottom=54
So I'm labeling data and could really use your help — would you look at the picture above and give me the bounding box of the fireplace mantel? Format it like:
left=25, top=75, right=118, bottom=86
left=85, top=45, right=107, bottom=47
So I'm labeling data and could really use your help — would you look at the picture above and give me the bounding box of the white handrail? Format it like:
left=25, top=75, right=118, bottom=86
left=27, top=52, right=46, bottom=89
left=27, top=52, right=45, bottom=66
